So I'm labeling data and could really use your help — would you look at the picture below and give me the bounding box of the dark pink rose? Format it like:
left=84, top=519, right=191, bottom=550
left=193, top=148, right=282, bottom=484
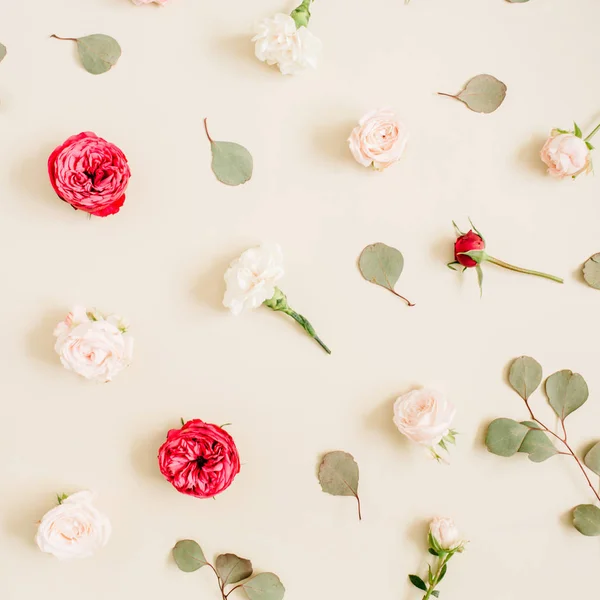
left=48, top=132, right=131, bottom=217
left=158, top=419, right=241, bottom=499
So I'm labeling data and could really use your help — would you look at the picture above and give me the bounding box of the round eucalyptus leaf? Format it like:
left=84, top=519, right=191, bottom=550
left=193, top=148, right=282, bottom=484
left=584, top=441, right=600, bottom=477
left=518, top=427, right=557, bottom=463
left=216, top=553, right=253, bottom=586
left=242, top=573, right=285, bottom=600
left=173, top=539, right=208, bottom=572
left=77, top=34, right=121, bottom=75
left=210, top=141, right=253, bottom=186
left=485, top=418, right=529, bottom=457
left=545, top=370, right=589, bottom=421
left=440, top=74, right=507, bottom=114
left=573, top=504, right=600, bottom=536
left=0, top=43, right=6, bottom=63
left=583, top=253, right=600, bottom=289
left=508, top=356, right=542, bottom=400
left=318, top=450, right=361, bottom=520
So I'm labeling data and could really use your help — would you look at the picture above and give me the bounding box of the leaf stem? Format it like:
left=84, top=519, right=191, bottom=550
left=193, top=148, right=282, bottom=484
left=388, top=288, right=415, bottom=307
left=224, top=584, right=243, bottom=598
left=50, top=34, right=78, bottom=42
left=486, top=256, right=563, bottom=284
left=585, top=123, right=600, bottom=142
left=422, top=554, right=451, bottom=600
left=437, top=92, right=458, bottom=100
left=524, top=400, right=600, bottom=503
left=356, top=493, right=362, bottom=521
left=203, top=118, right=214, bottom=144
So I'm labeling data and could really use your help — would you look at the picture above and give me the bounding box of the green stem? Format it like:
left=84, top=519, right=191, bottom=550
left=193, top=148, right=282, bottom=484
left=284, top=309, right=331, bottom=354
left=291, top=0, right=314, bottom=28
left=585, top=122, right=600, bottom=142
left=486, top=256, right=563, bottom=284
left=422, top=554, right=451, bottom=600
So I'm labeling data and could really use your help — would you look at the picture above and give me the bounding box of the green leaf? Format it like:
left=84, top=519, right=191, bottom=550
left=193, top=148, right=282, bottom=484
left=518, top=428, right=558, bottom=463
left=485, top=418, right=529, bottom=457
left=358, top=243, right=414, bottom=306
left=574, top=122, right=583, bottom=138
left=409, top=575, right=427, bottom=592
left=428, top=548, right=439, bottom=556
left=77, top=34, right=121, bottom=75
left=173, top=540, right=208, bottom=572
left=438, top=564, right=447, bottom=583
left=440, top=74, right=507, bottom=114
left=584, top=441, right=600, bottom=476
left=432, top=592, right=440, bottom=598
left=216, top=553, right=253, bottom=586
left=586, top=141, right=595, bottom=151
left=521, top=420, right=543, bottom=430
left=573, top=504, right=600, bottom=536
left=318, top=451, right=361, bottom=520
left=508, top=356, right=542, bottom=401
left=0, top=43, right=6, bottom=63
left=545, top=370, right=589, bottom=421
left=242, top=573, right=285, bottom=600
left=204, top=119, right=252, bottom=186
left=583, top=253, right=600, bottom=290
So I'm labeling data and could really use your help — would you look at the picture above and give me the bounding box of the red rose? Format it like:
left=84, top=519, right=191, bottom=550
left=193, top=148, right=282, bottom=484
left=158, top=419, right=241, bottom=499
left=454, top=230, right=485, bottom=268
left=48, top=132, right=131, bottom=217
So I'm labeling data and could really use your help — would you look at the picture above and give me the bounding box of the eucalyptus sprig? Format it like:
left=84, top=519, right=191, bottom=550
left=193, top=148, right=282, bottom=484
left=409, top=518, right=466, bottom=599
left=486, top=356, right=600, bottom=536
left=173, top=540, right=285, bottom=600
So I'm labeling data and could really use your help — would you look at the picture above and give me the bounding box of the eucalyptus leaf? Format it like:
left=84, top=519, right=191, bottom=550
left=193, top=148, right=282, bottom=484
left=216, top=554, right=252, bottom=586
left=545, top=370, right=589, bottom=421
left=518, top=428, right=558, bottom=463
left=485, top=418, right=529, bottom=457
left=204, top=118, right=253, bottom=186
left=508, top=356, right=542, bottom=400
left=409, top=575, right=427, bottom=592
left=0, top=43, right=6, bottom=63
left=318, top=450, right=362, bottom=520
left=573, top=504, right=600, bottom=536
left=582, top=253, right=600, bottom=289
left=507, top=0, right=529, bottom=3
left=358, top=243, right=414, bottom=306
left=242, top=573, right=285, bottom=600
left=584, top=441, right=600, bottom=477
left=51, top=33, right=121, bottom=75
left=173, top=540, right=208, bottom=572
left=439, top=74, right=507, bottom=114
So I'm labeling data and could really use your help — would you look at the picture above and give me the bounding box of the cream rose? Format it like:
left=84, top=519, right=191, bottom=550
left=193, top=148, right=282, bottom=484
left=348, top=109, right=409, bottom=171
left=54, top=306, right=133, bottom=382
left=393, top=388, right=455, bottom=446
left=252, top=14, right=321, bottom=75
left=223, top=243, right=285, bottom=316
left=430, top=517, right=463, bottom=551
left=36, top=491, right=111, bottom=560
left=540, top=131, right=591, bottom=179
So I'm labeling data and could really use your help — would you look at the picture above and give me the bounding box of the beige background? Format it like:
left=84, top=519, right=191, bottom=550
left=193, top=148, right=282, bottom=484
left=1, top=0, right=600, bottom=598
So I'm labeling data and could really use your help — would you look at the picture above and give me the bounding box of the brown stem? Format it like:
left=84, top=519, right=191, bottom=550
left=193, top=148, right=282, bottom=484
left=355, top=493, right=362, bottom=521
left=524, top=400, right=600, bottom=503
left=437, top=92, right=458, bottom=99
left=206, top=563, right=227, bottom=600
left=225, top=584, right=243, bottom=598
left=203, top=118, right=214, bottom=143
left=388, top=288, right=415, bottom=307
left=50, top=34, right=78, bottom=42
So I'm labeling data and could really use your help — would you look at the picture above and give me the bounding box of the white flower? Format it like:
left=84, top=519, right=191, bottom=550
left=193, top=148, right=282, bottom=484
left=36, top=491, right=111, bottom=560
left=252, top=14, right=321, bottom=75
left=430, top=517, right=463, bottom=551
left=393, top=388, right=456, bottom=446
left=54, top=306, right=133, bottom=383
left=223, top=244, right=285, bottom=316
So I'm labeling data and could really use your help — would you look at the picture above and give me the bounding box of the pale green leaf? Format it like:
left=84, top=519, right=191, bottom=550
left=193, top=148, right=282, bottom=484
left=485, top=418, right=529, bottom=457
left=508, top=356, right=543, bottom=400
left=211, top=141, right=253, bottom=186
left=216, top=554, right=253, bottom=586
left=0, top=43, right=6, bottom=63
left=318, top=451, right=361, bottom=520
left=441, top=74, right=507, bottom=114
left=358, top=243, right=414, bottom=305
left=545, top=370, right=589, bottom=421
left=573, top=504, right=600, bottom=536
left=242, top=573, right=285, bottom=600
left=518, top=427, right=558, bottom=463
left=583, top=253, right=600, bottom=290
left=173, top=540, right=208, bottom=572
left=584, top=441, right=600, bottom=476
left=77, top=34, right=121, bottom=75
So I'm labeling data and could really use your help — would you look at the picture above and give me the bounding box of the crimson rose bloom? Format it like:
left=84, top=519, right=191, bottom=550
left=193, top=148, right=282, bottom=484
left=48, top=132, right=131, bottom=217
left=158, top=419, right=241, bottom=498
left=454, top=230, right=485, bottom=268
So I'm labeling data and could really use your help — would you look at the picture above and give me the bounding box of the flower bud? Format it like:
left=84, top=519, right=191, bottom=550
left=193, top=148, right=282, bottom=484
left=430, top=517, right=462, bottom=551
left=454, top=230, right=485, bottom=268
left=263, top=287, right=289, bottom=311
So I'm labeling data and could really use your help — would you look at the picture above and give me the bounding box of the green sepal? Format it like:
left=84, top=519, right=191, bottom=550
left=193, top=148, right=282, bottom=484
left=468, top=217, right=485, bottom=241
left=574, top=122, right=583, bottom=138
left=428, top=548, right=439, bottom=557
left=452, top=221, right=464, bottom=236
left=447, top=261, right=460, bottom=271
left=458, top=250, right=488, bottom=264
left=290, top=0, right=312, bottom=28
left=476, top=265, right=484, bottom=297
left=586, top=141, right=594, bottom=151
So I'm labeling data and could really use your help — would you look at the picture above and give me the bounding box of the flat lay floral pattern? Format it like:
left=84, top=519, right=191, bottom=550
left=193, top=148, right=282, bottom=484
left=1, top=1, right=598, bottom=600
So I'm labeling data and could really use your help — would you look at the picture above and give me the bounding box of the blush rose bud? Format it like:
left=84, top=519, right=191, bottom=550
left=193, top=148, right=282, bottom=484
left=448, top=220, right=563, bottom=296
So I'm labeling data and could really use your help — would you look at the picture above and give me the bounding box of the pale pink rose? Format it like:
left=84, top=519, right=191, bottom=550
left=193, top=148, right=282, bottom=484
left=540, top=131, right=591, bottom=179
left=393, top=388, right=455, bottom=446
left=348, top=109, right=409, bottom=171
left=430, top=517, right=463, bottom=551
left=131, top=0, right=168, bottom=5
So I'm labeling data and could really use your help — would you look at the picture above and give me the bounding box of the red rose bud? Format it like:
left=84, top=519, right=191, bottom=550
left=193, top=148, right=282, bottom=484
left=448, top=220, right=564, bottom=295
